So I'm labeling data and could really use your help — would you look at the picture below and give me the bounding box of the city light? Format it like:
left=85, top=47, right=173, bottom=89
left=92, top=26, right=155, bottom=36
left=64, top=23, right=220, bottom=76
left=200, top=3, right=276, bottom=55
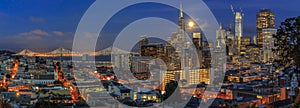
left=0, top=1, right=299, bottom=108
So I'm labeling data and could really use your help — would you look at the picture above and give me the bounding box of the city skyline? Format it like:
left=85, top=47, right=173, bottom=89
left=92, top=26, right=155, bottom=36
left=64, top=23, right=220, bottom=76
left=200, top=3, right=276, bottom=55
left=0, top=0, right=299, bottom=52
left=0, top=1, right=300, bottom=107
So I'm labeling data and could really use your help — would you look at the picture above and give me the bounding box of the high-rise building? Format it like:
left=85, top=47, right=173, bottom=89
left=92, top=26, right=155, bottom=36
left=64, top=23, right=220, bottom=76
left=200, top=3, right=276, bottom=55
left=240, top=37, right=251, bottom=55
left=253, top=36, right=257, bottom=45
left=256, top=9, right=275, bottom=46
left=246, top=44, right=261, bottom=63
left=235, top=12, right=243, bottom=55
left=130, top=56, right=151, bottom=73
left=178, top=3, right=185, bottom=32
left=192, top=32, right=202, bottom=49
left=141, top=43, right=164, bottom=59
left=192, top=32, right=202, bottom=69
left=167, top=3, right=187, bottom=70
left=161, top=68, right=210, bottom=89
left=188, top=69, right=210, bottom=85
left=216, top=25, right=226, bottom=47
left=225, top=30, right=236, bottom=57
left=161, top=71, right=179, bottom=91
left=176, top=2, right=186, bottom=49
left=165, top=42, right=180, bottom=70
left=262, top=28, right=277, bottom=62
left=139, top=36, right=148, bottom=55
left=112, top=53, right=131, bottom=70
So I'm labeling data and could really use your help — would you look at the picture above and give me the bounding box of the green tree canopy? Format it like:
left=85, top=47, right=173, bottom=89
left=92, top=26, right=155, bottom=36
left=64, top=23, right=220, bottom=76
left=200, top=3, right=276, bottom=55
left=163, top=80, right=181, bottom=102
left=0, top=99, right=12, bottom=108
left=34, top=100, right=62, bottom=108
left=273, top=16, right=300, bottom=72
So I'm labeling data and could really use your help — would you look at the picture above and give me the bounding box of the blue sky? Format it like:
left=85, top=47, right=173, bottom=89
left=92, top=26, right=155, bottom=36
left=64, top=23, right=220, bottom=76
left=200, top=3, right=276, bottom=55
left=0, top=0, right=299, bottom=52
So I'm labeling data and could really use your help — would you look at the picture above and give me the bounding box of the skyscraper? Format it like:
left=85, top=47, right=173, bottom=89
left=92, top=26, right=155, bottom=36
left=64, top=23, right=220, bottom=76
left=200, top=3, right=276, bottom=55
left=139, top=36, right=148, bottom=55
left=192, top=32, right=202, bottom=49
left=262, top=28, right=277, bottom=62
left=253, top=36, right=257, bottom=45
left=216, top=25, right=226, bottom=47
left=141, top=43, right=164, bottom=59
left=256, top=9, right=275, bottom=46
left=240, top=37, right=251, bottom=55
left=175, top=2, right=186, bottom=50
left=178, top=3, right=185, bottom=32
left=235, top=12, right=243, bottom=55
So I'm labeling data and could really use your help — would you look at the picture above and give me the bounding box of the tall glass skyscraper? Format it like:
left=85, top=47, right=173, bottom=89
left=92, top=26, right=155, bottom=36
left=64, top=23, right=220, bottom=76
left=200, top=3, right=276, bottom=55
left=256, top=9, right=275, bottom=46
left=235, top=12, right=243, bottom=55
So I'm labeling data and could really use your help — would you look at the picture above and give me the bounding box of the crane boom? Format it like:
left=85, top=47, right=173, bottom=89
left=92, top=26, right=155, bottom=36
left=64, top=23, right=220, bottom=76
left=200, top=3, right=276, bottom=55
left=230, top=4, right=235, bottom=15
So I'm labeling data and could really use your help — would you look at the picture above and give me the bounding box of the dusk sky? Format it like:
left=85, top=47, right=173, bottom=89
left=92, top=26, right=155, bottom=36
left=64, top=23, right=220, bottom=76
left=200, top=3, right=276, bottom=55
left=0, top=0, right=299, bottom=52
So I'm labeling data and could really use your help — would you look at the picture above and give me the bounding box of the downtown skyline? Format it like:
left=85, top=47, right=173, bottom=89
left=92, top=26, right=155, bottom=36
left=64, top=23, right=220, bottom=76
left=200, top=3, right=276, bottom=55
left=0, top=1, right=300, bottom=107
left=0, top=0, right=299, bottom=51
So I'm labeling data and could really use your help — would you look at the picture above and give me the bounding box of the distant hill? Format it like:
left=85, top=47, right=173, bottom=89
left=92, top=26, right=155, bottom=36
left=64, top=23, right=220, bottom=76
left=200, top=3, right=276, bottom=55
left=0, top=50, right=16, bottom=56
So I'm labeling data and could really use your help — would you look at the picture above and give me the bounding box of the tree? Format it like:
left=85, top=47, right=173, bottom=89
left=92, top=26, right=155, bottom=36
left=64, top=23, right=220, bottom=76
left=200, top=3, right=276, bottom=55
left=273, top=16, right=300, bottom=73
left=5, top=74, right=11, bottom=79
left=34, top=100, right=62, bottom=108
left=53, top=80, right=63, bottom=85
left=163, top=80, right=181, bottom=103
left=0, top=99, right=12, bottom=108
left=273, top=16, right=300, bottom=107
left=0, top=87, right=6, bottom=92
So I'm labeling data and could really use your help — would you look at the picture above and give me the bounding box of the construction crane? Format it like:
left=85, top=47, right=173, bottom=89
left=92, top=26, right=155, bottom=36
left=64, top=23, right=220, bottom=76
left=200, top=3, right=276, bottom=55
left=240, top=7, right=245, bottom=16
left=230, top=4, right=235, bottom=15
left=231, top=4, right=244, bottom=16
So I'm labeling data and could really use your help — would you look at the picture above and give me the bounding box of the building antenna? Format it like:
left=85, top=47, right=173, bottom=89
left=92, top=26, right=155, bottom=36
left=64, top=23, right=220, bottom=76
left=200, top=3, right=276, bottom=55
left=180, top=1, right=183, bottom=18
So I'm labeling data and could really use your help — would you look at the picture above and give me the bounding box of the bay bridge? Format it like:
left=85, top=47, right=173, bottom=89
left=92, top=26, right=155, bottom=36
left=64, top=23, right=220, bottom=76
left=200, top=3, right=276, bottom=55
left=14, top=46, right=137, bottom=57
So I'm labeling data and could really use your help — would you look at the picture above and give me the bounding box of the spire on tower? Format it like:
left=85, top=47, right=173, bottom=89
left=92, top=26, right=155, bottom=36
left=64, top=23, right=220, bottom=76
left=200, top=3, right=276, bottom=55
left=178, top=2, right=185, bottom=31
left=180, top=2, right=183, bottom=18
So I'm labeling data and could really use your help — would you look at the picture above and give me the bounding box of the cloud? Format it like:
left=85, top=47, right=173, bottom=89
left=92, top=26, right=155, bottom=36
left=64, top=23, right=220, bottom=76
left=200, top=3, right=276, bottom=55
left=0, top=30, right=75, bottom=51
left=83, top=32, right=98, bottom=39
left=8, top=29, right=50, bottom=45
left=20, top=29, right=49, bottom=36
left=14, top=29, right=49, bottom=42
left=32, top=29, right=49, bottom=36
left=53, top=31, right=64, bottom=36
left=29, top=16, right=45, bottom=23
left=15, top=35, right=43, bottom=42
